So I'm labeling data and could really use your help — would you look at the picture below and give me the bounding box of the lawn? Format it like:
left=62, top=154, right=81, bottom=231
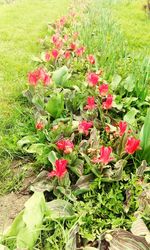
left=112, top=0, right=150, bottom=52
left=0, top=0, right=150, bottom=249
left=0, top=0, right=70, bottom=194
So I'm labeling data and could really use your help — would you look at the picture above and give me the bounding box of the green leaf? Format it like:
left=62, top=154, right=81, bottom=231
left=45, top=93, right=64, bottom=118
left=26, top=143, right=46, bottom=155
left=30, top=171, right=53, bottom=193
left=140, top=108, right=150, bottom=164
left=48, top=151, right=58, bottom=166
left=124, top=108, right=139, bottom=126
left=6, top=192, right=46, bottom=249
left=74, top=174, right=94, bottom=196
left=17, top=135, right=38, bottom=148
left=122, top=74, right=135, bottom=92
left=46, top=199, right=74, bottom=219
left=52, top=66, right=71, bottom=86
left=111, top=74, right=122, bottom=90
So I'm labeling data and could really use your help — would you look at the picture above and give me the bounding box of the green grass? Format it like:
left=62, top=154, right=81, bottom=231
left=0, top=0, right=70, bottom=120
left=78, top=0, right=150, bottom=99
left=0, top=0, right=70, bottom=194
left=112, top=0, right=150, bottom=53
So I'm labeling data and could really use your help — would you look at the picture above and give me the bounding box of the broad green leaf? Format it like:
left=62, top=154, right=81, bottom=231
left=17, top=135, right=38, bottom=148
left=30, top=171, right=53, bottom=193
left=26, top=143, right=46, bottom=155
left=111, top=74, right=122, bottom=90
left=52, top=66, right=71, bottom=86
left=74, top=174, right=94, bottom=196
left=45, top=93, right=64, bottom=118
left=139, top=108, right=150, bottom=164
left=5, top=211, right=24, bottom=238
left=46, top=199, right=74, bottom=219
left=123, top=74, right=135, bottom=92
left=48, top=151, right=58, bottom=166
left=124, top=108, right=139, bottom=126
left=6, top=192, right=46, bottom=249
left=32, top=94, right=44, bottom=110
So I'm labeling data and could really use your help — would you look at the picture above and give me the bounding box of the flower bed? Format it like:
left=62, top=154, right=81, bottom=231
left=1, top=1, right=150, bottom=249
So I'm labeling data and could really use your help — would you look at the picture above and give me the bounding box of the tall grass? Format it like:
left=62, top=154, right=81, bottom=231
left=78, top=0, right=150, bottom=101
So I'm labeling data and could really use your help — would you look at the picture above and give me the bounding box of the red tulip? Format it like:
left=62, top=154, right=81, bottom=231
left=75, top=46, right=85, bottom=56
left=63, top=34, right=68, bottom=42
left=102, top=94, right=113, bottom=109
left=87, top=54, right=95, bottom=64
left=28, top=71, right=39, bottom=86
left=78, top=121, right=93, bottom=136
left=56, top=139, right=74, bottom=154
left=55, top=39, right=63, bottom=49
left=48, top=159, right=68, bottom=178
left=45, top=52, right=51, bottom=62
left=64, top=51, right=71, bottom=60
left=99, top=84, right=109, bottom=96
left=92, top=146, right=113, bottom=165
left=105, top=125, right=110, bottom=133
left=51, top=34, right=59, bottom=44
left=51, top=49, right=59, bottom=59
left=43, top=73, right=51, bottom=86
left=125, top=137, right=141, bottom=154
left=59, top=16, right=66, bottom=27
left=84, top=96, right=97, bottom=110
left=36, top=122, right=44, bottom=130
left=87, top=72, right=99, bottom=86
left=70, top=42, right=76, bottom=51
left=118, top=121, right=127, bottom=136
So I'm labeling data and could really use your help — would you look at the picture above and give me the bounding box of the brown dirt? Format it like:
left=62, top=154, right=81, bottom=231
left=0, top=192, right=30, bottom=232
left=0, top=160, right=36, bottom=232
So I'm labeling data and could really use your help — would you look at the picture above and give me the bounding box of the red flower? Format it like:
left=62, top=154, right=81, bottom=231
left=28, top=71, right=39, bottom=86
left=102, top=94, right=113, bottom=109
left=56, top=139, right=74, bottom=154
left=45, top=52, right=51, bottom=62
left=51, top=49, right=59, bottom=59
left=51, top=34, right=59, bottom=44
left=78, top=121, right=93, bottom=136
left=99, top=84, right=109, bottom=96
left=118, top=121, right=127, bottom=136
left=48, top=159, right=68, bottom=178
left=125, top=137, right=141, bottom=154
left=70, top=42, right=76, bottom=51
left=87, top=72, right=99, bottom=86
left=64, top=51, right=71, bottom=60
left=63, top=34, right=68, bottom=42
left=75, top=46, right=85, bottom=56
left=36, top=122, right=44, bottom=130
left=59, top=16, right=66, bottom=27
left=87, top=54, right=95, bottom=64
left=92, top=146, right=113, bottom=165
left=55, top=39, right=63, bottom=49
left=84, top=96, right=97, bottom=110
left=43, top=73, right=51, bottom=86
left=105, top=125, right=110, bottom=133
